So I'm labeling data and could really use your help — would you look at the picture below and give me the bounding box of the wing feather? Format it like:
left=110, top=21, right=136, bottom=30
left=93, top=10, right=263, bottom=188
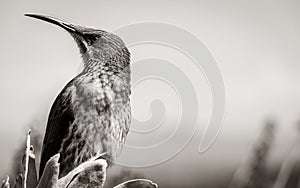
left=39, top=80, right=75, bottom=177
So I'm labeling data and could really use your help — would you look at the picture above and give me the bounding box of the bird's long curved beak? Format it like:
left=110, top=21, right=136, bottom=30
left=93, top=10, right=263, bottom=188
left=25, top=13, right=90, bottom=54
left=25, top=13, right=76, bottom=33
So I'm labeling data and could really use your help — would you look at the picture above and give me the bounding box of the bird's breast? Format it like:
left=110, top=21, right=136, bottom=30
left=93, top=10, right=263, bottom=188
left=66, top=74, right=130, bottom=158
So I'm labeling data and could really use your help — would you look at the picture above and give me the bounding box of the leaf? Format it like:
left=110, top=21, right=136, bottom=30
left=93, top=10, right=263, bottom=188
left=23, top=130, right=31, bottom=188
left=13, top=174, right=23, bottom=188
left=113, top=179, right=158, bottom=188
left=58, top=157, right=107, bottom=188
left=1, top=176, right=10, bottom=188
left=27, top=146, right=37, bottom=188
left=37, top=154, right=60, bottom=188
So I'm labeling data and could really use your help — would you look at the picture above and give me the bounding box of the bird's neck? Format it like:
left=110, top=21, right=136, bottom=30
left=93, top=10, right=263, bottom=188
left=83, top=58, right=103, bottom=71
left=81, top=51, right=112, bottom=72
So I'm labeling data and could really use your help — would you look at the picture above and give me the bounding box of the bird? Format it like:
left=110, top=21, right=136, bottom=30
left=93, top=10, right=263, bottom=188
left=25, top=14, right=131, bottom=178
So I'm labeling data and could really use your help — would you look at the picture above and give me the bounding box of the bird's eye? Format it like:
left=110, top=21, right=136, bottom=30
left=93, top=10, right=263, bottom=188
left=82, top=34, right=99, bottom=46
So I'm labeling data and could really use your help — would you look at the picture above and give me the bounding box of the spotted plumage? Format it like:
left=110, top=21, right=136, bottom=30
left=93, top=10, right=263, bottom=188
left=25, top=14, right=131, bottom=178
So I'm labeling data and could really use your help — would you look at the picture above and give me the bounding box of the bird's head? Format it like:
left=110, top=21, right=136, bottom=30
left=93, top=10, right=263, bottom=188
left=25, top=14, right=130, bottom=68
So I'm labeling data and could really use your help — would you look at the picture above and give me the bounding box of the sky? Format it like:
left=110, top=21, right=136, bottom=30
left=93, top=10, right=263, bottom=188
left=0, top=0, right=300, bottom=185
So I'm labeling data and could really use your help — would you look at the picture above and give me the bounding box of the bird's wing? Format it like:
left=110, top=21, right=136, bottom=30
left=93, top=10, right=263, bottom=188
left=39, top=80, right=75, bottom=177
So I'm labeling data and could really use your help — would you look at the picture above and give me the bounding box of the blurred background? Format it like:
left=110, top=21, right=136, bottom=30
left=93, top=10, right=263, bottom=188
left=0, top=0, right=300, bottom=187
